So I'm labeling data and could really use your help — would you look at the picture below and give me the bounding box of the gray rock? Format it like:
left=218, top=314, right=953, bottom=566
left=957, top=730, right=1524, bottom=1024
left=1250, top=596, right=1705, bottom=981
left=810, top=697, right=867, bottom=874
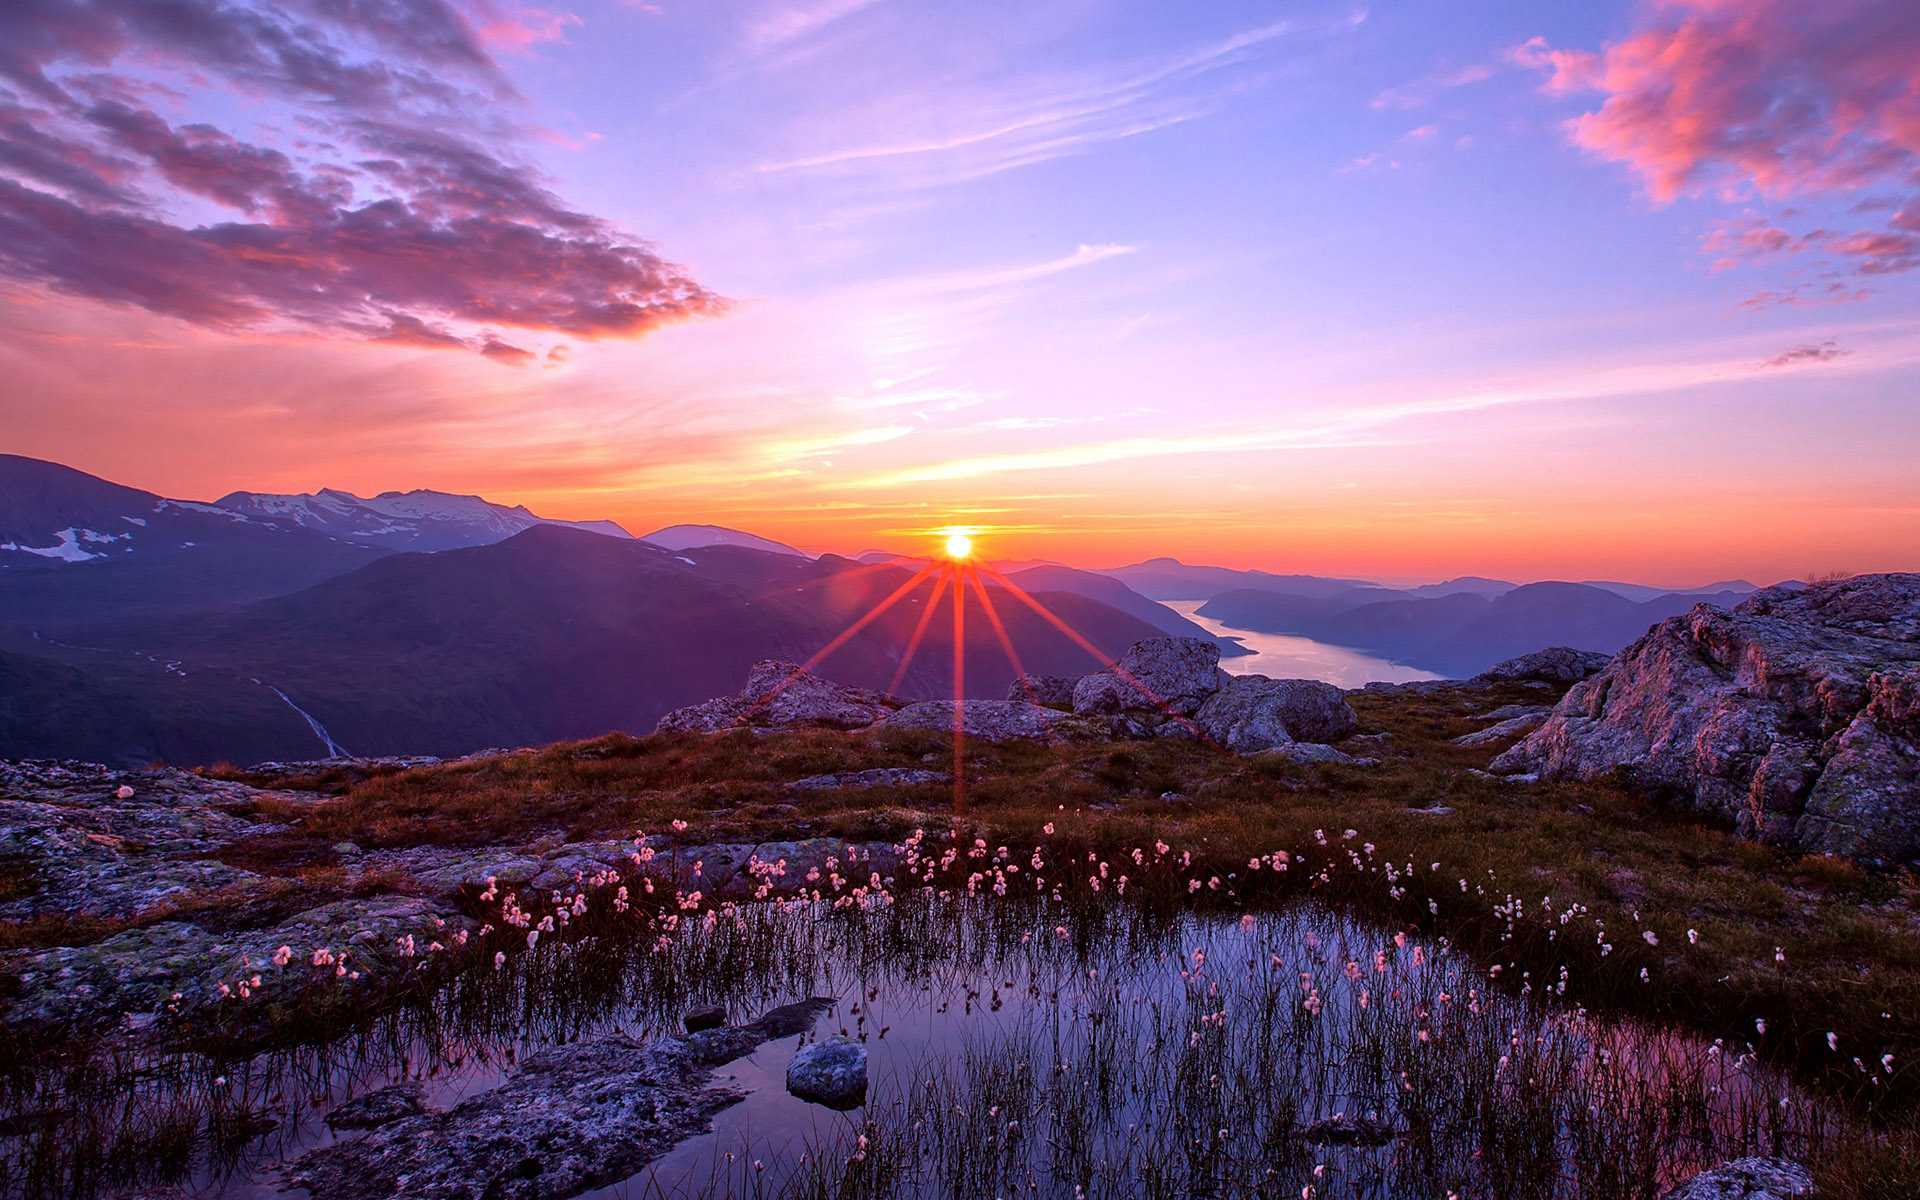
left=655, top=661, right=901, bottom=734
left=1072, top=638, right=1222, bottom=719
left=1493, top=574, right=1920, bottom=866
left=881, top=700, right=1064, bottom=743
left=683, top=1004, right=727, bottom=1033
left=1197, top=676, right=1359, bottom=753
left=1253, top=743, right=1364, bottom=766
left=1007, top=674, right=1078, bottom=707
left=1661, top=1157, right=1814, bottom=1199
left=790, top=767, right=948, bottom=791
left=1452, top=713, right=1549, bottom=748
left=4, top=895, right=471, bottom=1029
left=785, top=1037, right=868, bottom=1109
left=289, top=999, right=835, bottom=1200
left=1474, top=647, right=1614, bottom=685
left=326, top=1084, right=425, bottom=1131
left=331, top=841, right=364, bottom=857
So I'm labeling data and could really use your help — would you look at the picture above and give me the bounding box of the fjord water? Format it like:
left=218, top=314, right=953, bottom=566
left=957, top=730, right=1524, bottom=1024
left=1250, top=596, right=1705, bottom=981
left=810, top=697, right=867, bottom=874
left=21, top=885, right=1819, bottom=1200
left=1165, top=602, right=1442, bottom=687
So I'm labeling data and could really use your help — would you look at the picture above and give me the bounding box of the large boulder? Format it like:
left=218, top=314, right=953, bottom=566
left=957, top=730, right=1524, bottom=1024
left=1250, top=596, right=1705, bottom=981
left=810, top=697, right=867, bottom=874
left=1197, top=676, right=1358, bottom=753
left=655, top=661, right=900, bottom=734
left=881, top=700, right=1064, bottom=743
left=1491, top=575, right=1920, bottom=866
left=1473, top=647, right=1614, bottom=685
left=1071, top=638, right=1222, bottom=719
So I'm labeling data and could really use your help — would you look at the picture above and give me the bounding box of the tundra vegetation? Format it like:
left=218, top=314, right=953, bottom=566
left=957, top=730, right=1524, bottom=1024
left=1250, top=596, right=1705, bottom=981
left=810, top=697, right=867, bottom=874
left=0, top=682, right=1915, bottom=1197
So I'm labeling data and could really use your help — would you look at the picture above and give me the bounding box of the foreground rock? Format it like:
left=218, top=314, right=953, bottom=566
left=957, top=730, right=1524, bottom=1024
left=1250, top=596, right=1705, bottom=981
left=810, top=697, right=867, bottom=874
left=881, top=699, right=1067, bottom=743
left=1473, top=647, right=1612, bottom=685
left=655, top=661, right=904, bottom=734
left=0, top=760, right=309, bottom=921
left=785, top=1037, right=868, bottom=1109
left=290, top=999, right=836, bottom=1200
left=6, top=894, right=471, bottom=1031
left=1197, top=676, right=1358, bottom=753
left=1662, top=1157, right=1814, bottom=1199
left=1493, top=574, right=1920, bottom=866
left=1072, top=637, right=1223, bottom=729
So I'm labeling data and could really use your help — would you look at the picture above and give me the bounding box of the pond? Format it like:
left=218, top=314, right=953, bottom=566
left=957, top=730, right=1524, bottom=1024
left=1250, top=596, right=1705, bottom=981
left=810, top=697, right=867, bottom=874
left=1164, top=603, right=1442, bottom=688
left=1, top=835, right=1825, bottom=1200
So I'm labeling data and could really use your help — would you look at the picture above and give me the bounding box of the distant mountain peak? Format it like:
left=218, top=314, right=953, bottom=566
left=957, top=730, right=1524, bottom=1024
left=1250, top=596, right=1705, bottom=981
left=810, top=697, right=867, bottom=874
left=213, top=487, right=632, bottom=553
left=640, top=524, right=809, bottom=558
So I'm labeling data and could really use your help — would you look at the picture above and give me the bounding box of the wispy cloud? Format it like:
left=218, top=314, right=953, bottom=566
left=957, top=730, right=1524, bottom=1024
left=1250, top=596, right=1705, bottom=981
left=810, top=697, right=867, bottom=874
left=752, top=16, right=1346, bottom=188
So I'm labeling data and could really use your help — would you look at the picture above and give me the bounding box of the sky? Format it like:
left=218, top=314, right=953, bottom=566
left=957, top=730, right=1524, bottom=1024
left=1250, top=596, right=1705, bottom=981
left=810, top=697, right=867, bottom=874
left=3, top=0, right=1919, bottom=585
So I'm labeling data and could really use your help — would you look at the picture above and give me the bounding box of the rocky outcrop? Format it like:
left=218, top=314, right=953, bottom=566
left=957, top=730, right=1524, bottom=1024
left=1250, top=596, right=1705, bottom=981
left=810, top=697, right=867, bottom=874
left=1196, top=676, right=1358, bottom=753
left=655, top=661, right=903, bottom=734
left=1474, top=647, right=1613, bottom=685
left=1073, top=638, right=1222, bottom=719
left=1661, top=1157, right=1813, bottom=1199
left=881, top=700, right=1067, bottom=743
left=290, top=999, right=837, bottom=1200
left=1452, top=706, right=1552, bottom=748
left=1007, top=674, right=1077, bottom=708
left=0, top=760, right=315, bottom=921
left=1492, top=575, right=1920, bottom=866
left=791, top=767, right=948, bottom=790
left=786, top=1036, right=868, bottom=1109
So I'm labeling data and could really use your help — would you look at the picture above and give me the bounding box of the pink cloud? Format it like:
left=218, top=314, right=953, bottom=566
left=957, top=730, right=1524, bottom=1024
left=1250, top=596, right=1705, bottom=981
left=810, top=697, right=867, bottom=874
left=0, top=0, right=722, bottom=353
left=1515, top=1, right=1920, bottom=278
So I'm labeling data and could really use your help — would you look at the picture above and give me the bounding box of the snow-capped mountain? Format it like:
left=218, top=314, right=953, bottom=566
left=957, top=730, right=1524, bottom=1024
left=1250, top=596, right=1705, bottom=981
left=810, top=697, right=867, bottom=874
left=215, top=488, right=632, bottom=552
left=640, top=524, right=808, bottom=558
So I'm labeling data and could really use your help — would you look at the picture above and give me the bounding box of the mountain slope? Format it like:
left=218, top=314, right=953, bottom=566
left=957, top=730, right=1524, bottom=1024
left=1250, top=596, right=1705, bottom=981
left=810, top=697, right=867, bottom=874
left=14, top=528, right=1173, bottom=762
left=216, top=487, right=633, bottom=551
left=1003, top=565, right=1252, bottom=655
left=1100, top=557, right=1376, bottom=601
left=0, top=456, right=389, bottom=638
left=640, top=524, right=807, bottom=557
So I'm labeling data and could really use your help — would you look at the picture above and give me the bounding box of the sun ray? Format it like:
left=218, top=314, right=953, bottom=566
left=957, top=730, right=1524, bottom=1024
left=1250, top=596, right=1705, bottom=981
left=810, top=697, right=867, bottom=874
left=978, top=562, right=1214, bottom=741
left=965, top=564, right=1036, bottom=703
left=951, top=562, right=967, bottom=815
left=736, top=560, right=940, bottom=721
left=888, top=568, right=951, bottom=695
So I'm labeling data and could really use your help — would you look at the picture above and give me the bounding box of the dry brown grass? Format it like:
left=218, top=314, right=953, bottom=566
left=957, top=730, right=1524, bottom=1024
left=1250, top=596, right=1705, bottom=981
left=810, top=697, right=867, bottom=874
left=152, top=683, right=1920, bottom=1127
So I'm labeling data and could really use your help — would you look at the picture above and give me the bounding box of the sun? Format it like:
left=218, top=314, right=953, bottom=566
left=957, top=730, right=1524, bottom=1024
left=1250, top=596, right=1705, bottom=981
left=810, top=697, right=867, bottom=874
left=943, top=531, right=973, bottom=560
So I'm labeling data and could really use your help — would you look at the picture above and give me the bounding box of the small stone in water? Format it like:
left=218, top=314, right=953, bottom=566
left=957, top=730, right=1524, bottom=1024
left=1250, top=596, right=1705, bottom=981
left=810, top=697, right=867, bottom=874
left=1300, top=1114, right=1398, bottom=1146
left=684, top=1004, right=728, bottom=1033
left=786, top=1038, right=868, bottom=1110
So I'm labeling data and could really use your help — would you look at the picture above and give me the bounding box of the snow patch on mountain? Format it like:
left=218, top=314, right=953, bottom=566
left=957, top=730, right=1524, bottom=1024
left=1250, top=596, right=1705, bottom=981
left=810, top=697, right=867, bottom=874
left=641, top=524, right=809, bottom=558
left=0, top=527, right=130, bottom=562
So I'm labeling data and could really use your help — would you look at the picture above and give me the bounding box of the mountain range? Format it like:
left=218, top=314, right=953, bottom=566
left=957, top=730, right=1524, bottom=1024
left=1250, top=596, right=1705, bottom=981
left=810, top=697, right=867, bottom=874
left=0, top=454, right=1793, bottom=765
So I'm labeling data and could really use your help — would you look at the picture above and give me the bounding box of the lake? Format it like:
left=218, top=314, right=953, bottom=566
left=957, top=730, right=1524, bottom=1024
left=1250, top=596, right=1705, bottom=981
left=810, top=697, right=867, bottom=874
left=1163, top=601, right=1442, bottom=688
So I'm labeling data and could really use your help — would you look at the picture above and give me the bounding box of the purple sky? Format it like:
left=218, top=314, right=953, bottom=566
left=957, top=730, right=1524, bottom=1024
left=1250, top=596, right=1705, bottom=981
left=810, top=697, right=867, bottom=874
left=4, top=0, right=1917, bottom=582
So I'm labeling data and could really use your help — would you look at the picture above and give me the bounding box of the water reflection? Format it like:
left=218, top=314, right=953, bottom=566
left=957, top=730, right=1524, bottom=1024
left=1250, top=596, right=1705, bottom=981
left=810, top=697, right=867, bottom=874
left=1166, top=602, right=1441, bottom=688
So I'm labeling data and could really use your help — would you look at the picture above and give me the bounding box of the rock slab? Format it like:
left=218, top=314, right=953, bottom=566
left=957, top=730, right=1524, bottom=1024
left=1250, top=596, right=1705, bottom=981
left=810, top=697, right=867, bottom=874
left=1492, top=575, right=1920, bottom=866
left=1197, top=676, right=1359, bottom=753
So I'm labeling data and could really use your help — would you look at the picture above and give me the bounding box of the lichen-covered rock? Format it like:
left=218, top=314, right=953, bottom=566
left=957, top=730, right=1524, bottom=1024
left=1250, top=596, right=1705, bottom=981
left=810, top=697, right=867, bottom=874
left=0, top=760, right=307, bottom=921
left=326, top=1084, right=425, bottom=1130
left=1474, top=647, right=1613, bottom=685
left=1196, top=676, right=1358, bottom=753
left=289, top=999, right=835, bottom=1200
left=4, top=895, right=471, bottom=1029
left=786, top=1037, right=868, bottom=1109
left=1072, top=638, right=1222, bottom=719
left=655, top=661, right=901, bottom=734
left=881, top=700, right=1064, bottom=743
left=1007, top=674, right=1077, bottom=707
left=1492, top=574, right=1920, bottom=866
left=1661, top=1156, right=1814, bottom=1199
